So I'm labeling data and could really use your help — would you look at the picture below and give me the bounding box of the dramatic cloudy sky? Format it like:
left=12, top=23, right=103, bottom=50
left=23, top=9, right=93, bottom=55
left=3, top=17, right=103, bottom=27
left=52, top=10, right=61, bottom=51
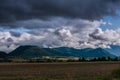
left=1, top=0, right=120, bottom=53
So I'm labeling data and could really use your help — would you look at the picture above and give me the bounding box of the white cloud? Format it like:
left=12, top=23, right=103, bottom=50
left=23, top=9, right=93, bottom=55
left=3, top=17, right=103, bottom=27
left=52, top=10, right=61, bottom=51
left=89, top=28, right=120, bottom=48
left=0, top=18, right=115, bottom=52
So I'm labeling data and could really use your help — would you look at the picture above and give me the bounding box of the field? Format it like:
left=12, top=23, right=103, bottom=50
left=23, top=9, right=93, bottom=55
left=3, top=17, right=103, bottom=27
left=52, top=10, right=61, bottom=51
left=0, top=62, right=120, bottom=80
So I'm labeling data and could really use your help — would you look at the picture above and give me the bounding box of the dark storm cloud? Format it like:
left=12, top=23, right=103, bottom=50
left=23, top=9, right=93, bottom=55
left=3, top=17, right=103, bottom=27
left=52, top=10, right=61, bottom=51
left=7, top=38, right=13, bottom=43
left=0, top=0, right=31, bottom=23
left=0, top=0, right=120, bottom=23
left=9, top=31, right=21, bottom=37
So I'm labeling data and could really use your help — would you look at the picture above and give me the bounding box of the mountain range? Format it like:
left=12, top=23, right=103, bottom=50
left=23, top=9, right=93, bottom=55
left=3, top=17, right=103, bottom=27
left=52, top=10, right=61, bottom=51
left=0, top=51, right=8, bottom=58
left=0, top=45, right=117, bottom=59
left=54, top=47, right=116, bottom=58
left=105, top=45, right=120, bottom=56
left=8, top=46, right=69, bottom=59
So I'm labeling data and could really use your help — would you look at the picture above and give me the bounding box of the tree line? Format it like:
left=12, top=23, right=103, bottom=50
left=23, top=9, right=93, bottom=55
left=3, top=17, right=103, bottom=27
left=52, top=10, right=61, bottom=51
left=0, top=57, right=119, bottom=63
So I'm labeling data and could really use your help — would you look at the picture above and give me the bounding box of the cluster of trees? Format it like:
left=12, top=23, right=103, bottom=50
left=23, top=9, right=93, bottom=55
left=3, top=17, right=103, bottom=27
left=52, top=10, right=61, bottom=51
left=88, top=57, right=119, bottom=61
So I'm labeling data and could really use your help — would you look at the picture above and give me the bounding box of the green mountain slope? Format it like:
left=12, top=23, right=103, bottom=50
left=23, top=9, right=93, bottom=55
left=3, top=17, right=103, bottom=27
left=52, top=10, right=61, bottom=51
left=9, top=45, right=69, bottom=58
left=54, top=47, right=116, bottom=58
left=105, top=45, right=120, bottom=56
left=9, top=45, right=117, bottom=59
left=0, top=51, right=7, bottom=58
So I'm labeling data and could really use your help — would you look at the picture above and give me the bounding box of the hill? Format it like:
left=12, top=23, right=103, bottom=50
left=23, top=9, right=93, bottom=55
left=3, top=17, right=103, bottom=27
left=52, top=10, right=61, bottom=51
left=54, top=47, right=116, bottom=58
left=105, top=45, right=120, bottom=56
left=9, top=45, right=69, bottom=59
left=9, top=45, right=116, bottom=59
left=0, top=51, right=7, bottom=58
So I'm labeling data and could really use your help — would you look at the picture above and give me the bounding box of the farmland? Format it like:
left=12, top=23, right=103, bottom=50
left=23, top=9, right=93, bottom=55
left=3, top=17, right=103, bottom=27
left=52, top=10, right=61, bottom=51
left=0, top=62, right=119, bottom=80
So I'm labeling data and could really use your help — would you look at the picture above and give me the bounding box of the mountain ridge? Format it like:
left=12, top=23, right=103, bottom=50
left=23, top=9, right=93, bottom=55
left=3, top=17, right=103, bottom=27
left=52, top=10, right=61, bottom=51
left=105, top=45, right=120, bottom=56
left=54, top=47, right=116, bottom=58
left=9, top=45, right=69, bottom=59
left=7, top=45, right=116, bottom=59
left=0, top=51, right=7, bottom=58
left=0, top=45, right=117, bottom=59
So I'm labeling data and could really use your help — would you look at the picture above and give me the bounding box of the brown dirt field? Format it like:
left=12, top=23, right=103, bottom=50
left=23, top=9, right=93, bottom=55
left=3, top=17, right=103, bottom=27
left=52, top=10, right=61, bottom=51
left=0, top=62, right=119, bottom=79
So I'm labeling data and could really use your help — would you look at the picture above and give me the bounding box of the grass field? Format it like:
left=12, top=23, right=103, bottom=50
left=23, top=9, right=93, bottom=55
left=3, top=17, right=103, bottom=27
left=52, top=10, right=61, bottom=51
left=0, top=62, right=120, bottom=80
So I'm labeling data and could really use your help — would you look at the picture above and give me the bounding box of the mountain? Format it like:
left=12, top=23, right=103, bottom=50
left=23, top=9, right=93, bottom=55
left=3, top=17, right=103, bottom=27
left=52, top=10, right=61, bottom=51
left=54, top=47, right=116, bottom=58
left=9, top=45, right=116, bottom=59
left=84, top=48, right=116, bottom=58
left=0, top=51, right=7, bottom=58
left=105, top=45, right=120, bottom=56
left=9, top=45, right=69, bottom=59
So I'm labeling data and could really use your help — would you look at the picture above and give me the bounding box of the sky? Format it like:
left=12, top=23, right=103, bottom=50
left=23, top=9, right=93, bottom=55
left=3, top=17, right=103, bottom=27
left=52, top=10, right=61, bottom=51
left=0, top=0, right=120, bottom=52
